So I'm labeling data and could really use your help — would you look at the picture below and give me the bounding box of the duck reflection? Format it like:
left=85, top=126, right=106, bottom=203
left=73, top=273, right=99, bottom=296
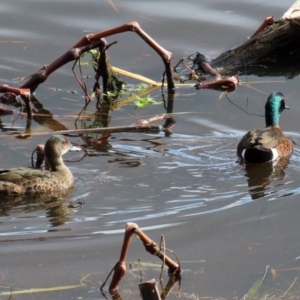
left=243, top=156, right=290, bottom=200
left=0, top=188, right=76, bottom=228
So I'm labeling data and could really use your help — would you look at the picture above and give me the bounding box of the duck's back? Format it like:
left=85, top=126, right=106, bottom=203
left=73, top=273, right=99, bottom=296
left=237, top=127, right=293, bottom=163
left=0, top=167, right=74, bottom=195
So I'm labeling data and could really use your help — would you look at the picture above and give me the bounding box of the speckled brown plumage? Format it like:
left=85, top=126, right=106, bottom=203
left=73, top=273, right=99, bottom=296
left=0, top=135, right=74, bottom=195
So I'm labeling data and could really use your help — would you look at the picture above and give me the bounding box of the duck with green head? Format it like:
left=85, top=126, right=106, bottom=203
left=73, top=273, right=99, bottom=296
left=237, top=92, right=293, bottom=163
left=0, top=135, right=74, bottom=195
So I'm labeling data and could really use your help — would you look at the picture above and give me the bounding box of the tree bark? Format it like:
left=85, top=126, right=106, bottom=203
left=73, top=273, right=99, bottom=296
left=210, top=0, right=300, bottom=77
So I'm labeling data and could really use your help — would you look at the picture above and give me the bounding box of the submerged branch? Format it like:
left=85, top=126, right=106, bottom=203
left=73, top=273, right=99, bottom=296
left=10, top=124, right=162, bottom=138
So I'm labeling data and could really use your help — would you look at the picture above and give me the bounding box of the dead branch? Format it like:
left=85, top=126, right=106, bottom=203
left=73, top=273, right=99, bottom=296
left=20, top=39, right=106, bottom=92
left=0, top=85, right=32, bottom=117
left=0, top=85, right=30, bottom=97
left=132, top=114, right=175, bottom=128
left=10, top=124, right=162, bottom=139
left=102, top=222, right=181, bottom=291
left=18, top=22, right=174, bottom=95
left=195, top=76, right=238, bottom=92
left=0, top=106, right=14, bottom=115
left=72, top=22, right=174, bottom=92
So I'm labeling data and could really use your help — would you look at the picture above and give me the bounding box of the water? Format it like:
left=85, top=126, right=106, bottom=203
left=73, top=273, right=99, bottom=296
left=1, top=0, right=300, bottom=299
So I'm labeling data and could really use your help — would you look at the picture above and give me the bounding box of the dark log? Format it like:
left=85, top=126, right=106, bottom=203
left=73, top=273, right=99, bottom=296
left=210, top=0, right=300, bottom=77
left=139, top=279, right=161, bottom=300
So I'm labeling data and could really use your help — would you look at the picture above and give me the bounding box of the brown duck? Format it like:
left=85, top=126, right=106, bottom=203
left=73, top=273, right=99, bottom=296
left=0, top=135, right=74, bottom=195
left=237, top=92, right=293, bottom=163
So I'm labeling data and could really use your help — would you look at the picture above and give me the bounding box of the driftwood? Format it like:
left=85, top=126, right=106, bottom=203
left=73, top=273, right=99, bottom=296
left=210, top=0, right=300, bottom=77
left=100, top=222, right=181, bottom=291
left=173, top=0, right=300, bottom=89
left=0, top=22, right=175, bottom=120
left=19, top=22, right=174, bottom=94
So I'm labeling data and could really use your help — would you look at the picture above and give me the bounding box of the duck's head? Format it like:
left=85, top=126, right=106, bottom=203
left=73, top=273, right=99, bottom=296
left=265, top=92, right=289, bottom=127
left=44, top=135, right=71, bottom=170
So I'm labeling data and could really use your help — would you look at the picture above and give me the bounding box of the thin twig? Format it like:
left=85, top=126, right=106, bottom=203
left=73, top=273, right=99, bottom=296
left=159, top=235, right=166, bottom=281
left=72, top=58, right=92, bottom=104
left=138, top=258, right=143, bottom=283
left=225, top=94, right=264, bottom=117
left=100, top=264, right=117, bottom=291
left=282, top=277, right=298, bottom=298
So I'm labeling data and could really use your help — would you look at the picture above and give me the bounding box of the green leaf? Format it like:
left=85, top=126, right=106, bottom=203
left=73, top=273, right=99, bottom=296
left=134, top=95, right=161, bottom=109
left=246, top=279, right=262, bottom=300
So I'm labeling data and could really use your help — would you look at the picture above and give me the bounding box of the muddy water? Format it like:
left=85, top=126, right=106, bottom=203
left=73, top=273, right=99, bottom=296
left=1, top=0, right=300, bottom=299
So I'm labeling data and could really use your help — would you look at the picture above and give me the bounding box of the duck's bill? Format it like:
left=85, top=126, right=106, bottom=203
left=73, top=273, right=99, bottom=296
left=69, top=145, right=82, bottom=152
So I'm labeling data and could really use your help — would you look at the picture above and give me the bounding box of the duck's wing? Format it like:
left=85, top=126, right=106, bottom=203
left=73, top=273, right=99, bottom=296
left=0, top=167, right=52, bottom=183
left=238, top=129, right=260, bottom=157
left=238, top=128, right=280, bottom=153
left=255, top=129, right=281, bottom=149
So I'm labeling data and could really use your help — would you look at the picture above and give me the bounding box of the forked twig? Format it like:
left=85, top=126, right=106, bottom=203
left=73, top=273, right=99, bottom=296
left=101, top=222, right=181, bottom=291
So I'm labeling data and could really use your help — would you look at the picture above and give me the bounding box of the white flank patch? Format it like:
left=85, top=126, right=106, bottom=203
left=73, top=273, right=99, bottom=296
left=242, top=148, right=278, bottom=161
left=271, top=148, right=278, bottom=161
left=241, top=148, right=246, bottom=159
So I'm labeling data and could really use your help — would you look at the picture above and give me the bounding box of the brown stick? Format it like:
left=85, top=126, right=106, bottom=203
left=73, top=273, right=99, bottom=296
left=0, top=85, right=31, bottom=97
left=108, top=223, right=136, bottom=290
left=135, top=225, right=180, bottom=274
left=195, top=76, right=238, bottom=92
left=0, top=106, right=14, bottom=115
left=9, top=124, right=162, bottom=139
left=20, top=40, right=106, bottom=92
left=0, top=85, right=32, bottom=118
left=18, top=22, right=174, bottom=94
left=107, top=222, right=180, bottom=291
left=75, top=22, right=174, bottom=93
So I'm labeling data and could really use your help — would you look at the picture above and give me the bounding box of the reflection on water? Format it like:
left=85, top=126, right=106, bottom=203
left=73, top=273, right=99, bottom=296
left=243, top=156, right=290, bottom=200
left=2, top=132, right=300, bottom=237
left=0, top=188, right=76, bottom=234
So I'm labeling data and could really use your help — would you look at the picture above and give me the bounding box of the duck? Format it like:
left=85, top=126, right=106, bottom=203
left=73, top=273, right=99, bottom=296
left=237, top=92, right=293, bottom=163
left=0, top=135, right=74, bottom=195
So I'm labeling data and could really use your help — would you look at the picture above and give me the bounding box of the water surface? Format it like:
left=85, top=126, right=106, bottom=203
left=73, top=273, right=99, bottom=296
left=1, top=0, right=300, bottom=299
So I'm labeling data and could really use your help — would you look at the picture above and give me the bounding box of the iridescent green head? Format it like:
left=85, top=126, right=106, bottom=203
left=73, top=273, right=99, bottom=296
left=265, top=92, right=289, bottom=127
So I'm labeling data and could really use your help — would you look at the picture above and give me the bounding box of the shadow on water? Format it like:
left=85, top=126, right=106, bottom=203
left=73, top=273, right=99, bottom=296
left=0, top=188, right=76, bottom=229
left=242, top=156, right=290, bottom=200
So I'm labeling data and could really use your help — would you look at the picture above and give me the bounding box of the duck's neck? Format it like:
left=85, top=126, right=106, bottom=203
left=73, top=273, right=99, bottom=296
left=265, top=110, right=280, bottom=127
left=47, top=157, right=66, bottom=172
